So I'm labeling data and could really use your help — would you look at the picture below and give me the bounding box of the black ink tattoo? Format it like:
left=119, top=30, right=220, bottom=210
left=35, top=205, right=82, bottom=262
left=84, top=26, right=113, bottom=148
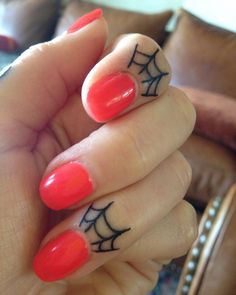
left=128, top=44, right=169, bottom=97
left=79, top=202, right=131, bottom=253
left=0, top=65, right=12, bottom=80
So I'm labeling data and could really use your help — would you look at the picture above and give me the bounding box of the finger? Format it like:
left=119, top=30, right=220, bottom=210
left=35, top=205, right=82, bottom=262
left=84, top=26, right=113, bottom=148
left=65, top=260, right=162, bottom=295
left=0, top=14, right=107, bottom=151
left=40, top=87, right=196, bottom=210
left=33, top=151, right=191, bottom=282
left=82, top=33, right=171, bottom=122
left=119, top=201, right=198, bottom=262
left=49, top=33, right=170, bottom=147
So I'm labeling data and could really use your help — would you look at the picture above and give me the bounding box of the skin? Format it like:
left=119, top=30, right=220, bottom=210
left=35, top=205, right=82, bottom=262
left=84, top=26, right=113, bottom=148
left=0, top=18, right=197, bottom=295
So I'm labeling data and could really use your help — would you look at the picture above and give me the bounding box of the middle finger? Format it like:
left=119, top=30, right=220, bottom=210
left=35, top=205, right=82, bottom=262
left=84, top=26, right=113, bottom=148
left=40, top=87, right=196, bottom=210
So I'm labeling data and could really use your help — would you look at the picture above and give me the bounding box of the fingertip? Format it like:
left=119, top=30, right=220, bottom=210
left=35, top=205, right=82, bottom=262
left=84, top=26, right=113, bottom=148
left=39, top=162, right=94, bottom=211
left=81, top=33, right=171, bottom=123
left=33, top=230, right=90, bottom=282
left=83, top=72, right=137, bottom=123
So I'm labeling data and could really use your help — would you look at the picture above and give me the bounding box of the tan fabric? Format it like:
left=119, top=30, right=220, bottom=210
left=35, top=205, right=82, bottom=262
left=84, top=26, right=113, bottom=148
left=0, top=0, right=60, bottom=50
left=54, top=1, right=173, bottom=45
left=164, top=10, right=236, bottom=98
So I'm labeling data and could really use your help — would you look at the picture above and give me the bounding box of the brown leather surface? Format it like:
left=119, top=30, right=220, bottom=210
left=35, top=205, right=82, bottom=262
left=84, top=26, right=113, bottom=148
left=181, top=87, right=236, bottom=152
left=198, top=191, right=236, bottom=295
left=164, top=10, right=236, bottom=98
left=181, top=135, right=236, bottom=207
left=54, top=1, right=173, bottom=45
left=0, top=0, right=60, bottom=50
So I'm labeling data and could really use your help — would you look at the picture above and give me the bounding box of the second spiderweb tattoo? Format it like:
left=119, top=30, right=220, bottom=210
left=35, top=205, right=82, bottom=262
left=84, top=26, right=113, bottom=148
left=128, top=43, right=169, bottom=97
left=79, top=202, right=131, bottom=253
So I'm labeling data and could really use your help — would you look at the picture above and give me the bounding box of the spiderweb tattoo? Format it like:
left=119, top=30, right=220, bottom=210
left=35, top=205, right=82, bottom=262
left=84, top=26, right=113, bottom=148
left=79, top=202, right=131, bottom=253
left=128, top=43, right=169, bottom=97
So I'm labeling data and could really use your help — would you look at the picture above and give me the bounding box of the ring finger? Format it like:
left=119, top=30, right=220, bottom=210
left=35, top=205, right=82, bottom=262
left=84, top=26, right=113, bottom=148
left=119, top=200, right=198, bottom=262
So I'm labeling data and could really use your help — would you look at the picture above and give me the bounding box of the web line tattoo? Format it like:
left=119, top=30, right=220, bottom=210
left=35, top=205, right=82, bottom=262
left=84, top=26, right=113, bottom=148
left=128, top=44, right=169, bottom=97
left=79, top=202, right=131, bottom=253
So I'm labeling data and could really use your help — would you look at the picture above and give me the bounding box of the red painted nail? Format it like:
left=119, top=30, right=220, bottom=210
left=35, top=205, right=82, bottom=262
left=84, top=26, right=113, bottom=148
left=85, top=72, right=136, bottom=122
left=40, top=162, right=93, bottom=210
left=33, top=230, right=90, bottom=282
left=67, top=8, right=103, bottom=33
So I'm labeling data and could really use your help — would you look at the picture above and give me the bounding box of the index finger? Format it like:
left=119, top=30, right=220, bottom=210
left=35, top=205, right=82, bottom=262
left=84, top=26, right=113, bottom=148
left=82, top=34, right=171, bottom=122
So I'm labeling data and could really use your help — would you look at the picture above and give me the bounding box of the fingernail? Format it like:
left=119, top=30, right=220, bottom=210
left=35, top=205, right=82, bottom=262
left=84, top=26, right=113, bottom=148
left=33, top=230, right=90, bottom=282
left=40, top=162, right=93, bottom=210
left=67, top=8, right=103, bottom=33
left=85, top=72, right=136, bottom=122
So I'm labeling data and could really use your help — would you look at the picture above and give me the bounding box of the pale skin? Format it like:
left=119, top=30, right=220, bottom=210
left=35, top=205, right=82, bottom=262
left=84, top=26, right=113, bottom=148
left=0, top=18, right=197, bottom=295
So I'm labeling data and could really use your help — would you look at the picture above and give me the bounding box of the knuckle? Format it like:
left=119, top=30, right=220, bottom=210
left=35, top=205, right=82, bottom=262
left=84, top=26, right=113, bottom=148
left=175, top=201, right=198, bottom=256
left=117, top=196, right=135, bottom=226
left=171, top=152, right=192, bottom=193
left=171, top=87, right=197, bottom=133
left=23, top=42, right=51, bottom=60
left=19, top=43, right=54, bottom=81
left=110, top=123, right=150, bottom=175
left=124, top=128, right=149, bottom=173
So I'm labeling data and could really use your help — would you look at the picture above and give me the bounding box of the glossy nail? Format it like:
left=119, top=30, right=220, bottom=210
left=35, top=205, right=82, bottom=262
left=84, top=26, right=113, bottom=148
left=33, top=230, right=90, bottom=282
left=67, top=8, right=103, bottom=33
left=40, top=162, right=93, bottom=210
left=86, top=72, right=136, bottom=122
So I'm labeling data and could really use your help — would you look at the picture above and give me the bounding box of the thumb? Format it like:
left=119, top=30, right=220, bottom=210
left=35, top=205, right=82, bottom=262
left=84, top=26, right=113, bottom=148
left=0, top=10, right=107, bottom=149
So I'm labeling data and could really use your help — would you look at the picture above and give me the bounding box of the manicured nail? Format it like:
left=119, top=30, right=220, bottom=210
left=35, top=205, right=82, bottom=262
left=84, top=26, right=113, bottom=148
left=33, top=230, right=90, bottom=282
left=67, top=8, right=103, bottom=33
left=86, top=72, right=136, bottom=122
left=40, top=162, right=93, bottom=210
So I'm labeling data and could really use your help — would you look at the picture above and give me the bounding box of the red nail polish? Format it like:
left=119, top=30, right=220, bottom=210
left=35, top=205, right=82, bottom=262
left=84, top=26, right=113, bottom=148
left=40, top=162, right=93, bottom=210
left=33, top=230, right=90, bottom=282
left=85, top=72, right=136, bottom=122
left=67, top=8, right=103, bottom=33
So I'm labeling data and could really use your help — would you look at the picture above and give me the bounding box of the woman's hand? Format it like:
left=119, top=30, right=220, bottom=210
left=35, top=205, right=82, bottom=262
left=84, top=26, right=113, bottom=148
left=0, top=13, right=197, bottom=295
